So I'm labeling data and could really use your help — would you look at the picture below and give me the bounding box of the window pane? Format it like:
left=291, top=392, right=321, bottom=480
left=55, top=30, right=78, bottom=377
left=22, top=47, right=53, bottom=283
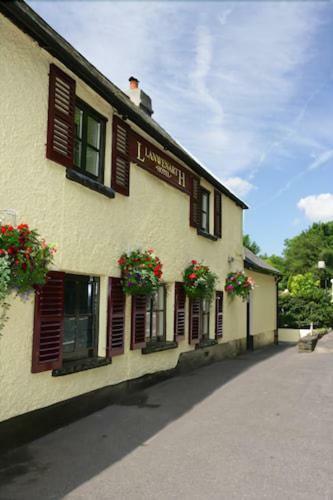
left=202, top=192, right=209, bottom=212
left=145, top=310, right=151, bottom=340
left=151, top=311, right=157, bottom=338
left=86, top=147, right=99, bottom=177
left=156, top=311, right=164, bottom=338
left=201, top=212, right=208, bottom=231
left=78, top=278, right=91, bottom=314
left=64, top=280, right=76, bottom=315
left=76, top=316, right=90, bottom=349
left=156, top=287, right=165, bottom=310
left=87, top=116, right=100, bottom=149
left=63, top=317, right=76, bottom=352
left=203, top=314, right=209, bottom=337
left=75, top=108, right=83, bottom=139
left=74, top=139, right=81, bottom=168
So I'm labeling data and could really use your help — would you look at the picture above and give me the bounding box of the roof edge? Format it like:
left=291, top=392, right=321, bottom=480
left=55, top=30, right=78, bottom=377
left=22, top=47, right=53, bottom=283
left=0, top=0, right=248, bottom=210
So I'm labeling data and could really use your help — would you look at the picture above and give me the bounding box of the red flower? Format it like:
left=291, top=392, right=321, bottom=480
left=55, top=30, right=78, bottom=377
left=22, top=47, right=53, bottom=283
left=0, top=249, right=5, bottom=255
left=21, top=262, right=27, bottom=271
left=189, top=273, right=197, bottom=279
left=17, top=223, right=29, bottom=231
left=1, top=226, right=7, bottom=234
left=191, top=260, right=198, bottom=265
left=7, top=247, right=15, bottom=255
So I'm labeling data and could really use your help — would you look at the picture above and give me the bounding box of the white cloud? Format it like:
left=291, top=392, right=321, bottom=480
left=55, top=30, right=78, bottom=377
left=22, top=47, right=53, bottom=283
left=222, top=177, right=255, bottom=198
left=297, top=193, right=333, bottom=222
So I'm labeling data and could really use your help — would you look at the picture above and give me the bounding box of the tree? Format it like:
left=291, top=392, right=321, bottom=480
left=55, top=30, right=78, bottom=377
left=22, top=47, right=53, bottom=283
left=284, top=222, right=333, bottom=277
left=288, top=272, right=320, bottom=299
left=243, top=234, right=260, bottom=255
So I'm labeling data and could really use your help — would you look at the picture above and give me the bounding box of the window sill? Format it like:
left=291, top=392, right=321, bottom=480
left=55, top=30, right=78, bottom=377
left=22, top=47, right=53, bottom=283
left=197, top=229, right=218, bottom=241
left=195, top=339, right=218, bottom=349
left=66, top=169, right=115, bottom=199
left=52, top=357, right=111, bottom=377
left=142, top=340, right=178, bottom=355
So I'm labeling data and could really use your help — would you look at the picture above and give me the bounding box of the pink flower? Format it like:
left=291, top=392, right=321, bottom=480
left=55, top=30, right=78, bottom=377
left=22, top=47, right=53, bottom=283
left=226, top=284, right=234, bottom=291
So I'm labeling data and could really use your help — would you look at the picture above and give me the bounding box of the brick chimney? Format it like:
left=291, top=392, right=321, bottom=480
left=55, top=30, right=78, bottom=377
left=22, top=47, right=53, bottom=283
left=126, top=76, right=154, bottom=117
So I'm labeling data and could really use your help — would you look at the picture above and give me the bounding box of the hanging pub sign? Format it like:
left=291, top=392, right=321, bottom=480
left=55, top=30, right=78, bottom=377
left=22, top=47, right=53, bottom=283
left=129, top=132, right=191, bottom=194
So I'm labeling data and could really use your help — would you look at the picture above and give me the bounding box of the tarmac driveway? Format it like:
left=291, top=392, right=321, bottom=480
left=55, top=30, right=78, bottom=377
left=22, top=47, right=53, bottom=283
left=1, top=342, right=333, bottom=500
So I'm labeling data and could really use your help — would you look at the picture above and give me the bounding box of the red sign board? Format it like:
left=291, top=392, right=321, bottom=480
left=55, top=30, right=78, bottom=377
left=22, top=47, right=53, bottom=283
left=129, top=132, right=192, bottom=194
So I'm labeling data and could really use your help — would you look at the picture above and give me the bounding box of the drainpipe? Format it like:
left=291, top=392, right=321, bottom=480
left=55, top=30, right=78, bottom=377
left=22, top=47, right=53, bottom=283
left=274, top=275, right=281, bottom=345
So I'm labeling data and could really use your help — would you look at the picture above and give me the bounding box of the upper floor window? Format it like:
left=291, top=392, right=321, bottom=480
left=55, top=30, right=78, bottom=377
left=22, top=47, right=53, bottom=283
left=145, top=285, right=166, bottom=343
left=199, top=188, right=210, bottom=233
left=74, top=99, right=106, bottom=182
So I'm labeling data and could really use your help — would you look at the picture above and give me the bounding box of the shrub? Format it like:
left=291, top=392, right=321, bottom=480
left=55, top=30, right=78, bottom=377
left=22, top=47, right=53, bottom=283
left=278, top=291, right=333, bottom=329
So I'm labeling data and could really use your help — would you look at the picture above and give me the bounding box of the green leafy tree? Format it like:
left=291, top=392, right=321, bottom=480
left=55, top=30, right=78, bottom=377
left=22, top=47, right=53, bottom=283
left=284, top=222, right=333, bottom=276
left=243, top=234, right=260, bottom=255
left=288, top=272, right=320, bottom=299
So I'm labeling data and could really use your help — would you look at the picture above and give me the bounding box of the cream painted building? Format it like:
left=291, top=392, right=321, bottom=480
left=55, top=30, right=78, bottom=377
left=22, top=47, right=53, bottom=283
left=0, top=2, right=278, bottom=445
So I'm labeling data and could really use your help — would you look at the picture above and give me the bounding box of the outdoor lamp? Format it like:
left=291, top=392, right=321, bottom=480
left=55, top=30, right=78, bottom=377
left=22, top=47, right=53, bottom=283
left=318, top=260, right=327, bottom=290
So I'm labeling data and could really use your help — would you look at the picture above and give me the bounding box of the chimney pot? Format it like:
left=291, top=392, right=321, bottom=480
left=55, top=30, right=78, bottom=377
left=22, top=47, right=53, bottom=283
left=126, top=76, right=154, bottom=117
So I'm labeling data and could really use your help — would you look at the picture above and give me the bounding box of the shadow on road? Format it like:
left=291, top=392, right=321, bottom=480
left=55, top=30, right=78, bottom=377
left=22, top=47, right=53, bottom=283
left=0, top=344, right=292, bottom=499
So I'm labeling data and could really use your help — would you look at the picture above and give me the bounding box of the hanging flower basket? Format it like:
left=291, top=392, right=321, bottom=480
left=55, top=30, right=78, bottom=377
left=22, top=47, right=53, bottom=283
left=225, top=271, right=254, bottom=300
left=0, top=223, right=57, bottom=333
left=118, top=249, right=163, bottom=296
left=183, top=260, right=217, bottom=301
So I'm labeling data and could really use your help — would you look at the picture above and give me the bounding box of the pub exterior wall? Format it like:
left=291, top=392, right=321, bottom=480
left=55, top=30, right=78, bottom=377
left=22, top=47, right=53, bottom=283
left=0, top=15, right=248, bottom=422
left=248, top=270, right=277, bottom=346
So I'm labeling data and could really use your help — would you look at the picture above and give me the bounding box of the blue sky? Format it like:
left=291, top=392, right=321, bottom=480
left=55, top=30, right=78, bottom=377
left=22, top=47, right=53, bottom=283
left=29, top=0, right=333, bottom=256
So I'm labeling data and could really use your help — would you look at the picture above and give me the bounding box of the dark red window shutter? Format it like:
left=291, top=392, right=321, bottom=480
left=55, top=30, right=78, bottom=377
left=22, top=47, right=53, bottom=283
left=107, top=277, right=126, bottom=357
left=215, top=291, right=223, bottom=338
left=189, top=298, right=201, bottom=345
left=131, top=295, right=147, bottom=349
left=214, top=190, right=222, bottom=238
left=46, top=64, right=76, bottom=168
left=174, top=282, right=186, bottom=340
left=32, top=271, right=65, bottom=373
left=112, top=116, right=130, bottom=195
left=190, top=176, right=200, bottom=228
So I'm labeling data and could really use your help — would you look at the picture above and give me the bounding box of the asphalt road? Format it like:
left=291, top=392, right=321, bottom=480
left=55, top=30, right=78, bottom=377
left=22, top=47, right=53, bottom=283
left=1, top=342, right=333, bottom=500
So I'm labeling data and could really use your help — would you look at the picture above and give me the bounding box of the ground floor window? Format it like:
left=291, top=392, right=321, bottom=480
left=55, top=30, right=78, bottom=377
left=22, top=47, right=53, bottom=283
left=201, top=298, right=210, bottom=340
left=63, top=274, right=100, bottom=361
left=189, top=297, right=211, bottom=344
left=145, top=285, right=166, bottom=343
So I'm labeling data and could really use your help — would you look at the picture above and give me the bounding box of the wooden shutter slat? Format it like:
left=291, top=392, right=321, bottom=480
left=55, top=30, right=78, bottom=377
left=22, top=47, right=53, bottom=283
left=112, top=116, right=130, bottom=196
left=131, top=295, right=147, bottom=349
left=214, top=190, right=222, bottom=238
left=174, top=282, right=186, bottom=340
left=32, top=271, right=65, bottom=373
left=215, top=291, right=224, bottom=338
left=107, top=277, right=126, bottom=357
left=46, top=64, right=76, bottom=168
left=189, top=298, right=201, bottom=345
left=190, top=176, right=200, bottom=228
